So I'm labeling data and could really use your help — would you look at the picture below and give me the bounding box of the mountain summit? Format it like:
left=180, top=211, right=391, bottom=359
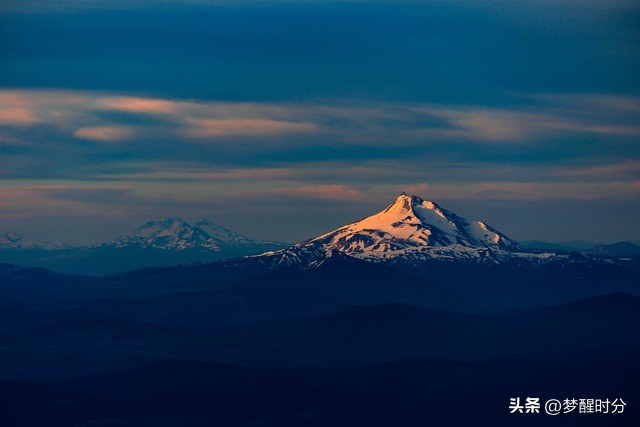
left=255, top=193, right=545, bottom=266
left=113, top=218, right=217, bottom=250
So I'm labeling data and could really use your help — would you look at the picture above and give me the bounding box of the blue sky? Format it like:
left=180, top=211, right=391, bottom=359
left=1, top=0, right=639, bottom=244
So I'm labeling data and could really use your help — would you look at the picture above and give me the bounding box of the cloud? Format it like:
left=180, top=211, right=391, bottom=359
left=98, top=97, right=178, bottom=114
left=1, top=89, right=639, bottom=195
left=116, top=167, right=298, bottom=181
left=74, top=126, right=137, bottom=141
left=184, top=118, right=318, bottom=138
left=400, top=180, right=640, bottom=202
left=549, top=161, right=640, bottom=181
left=0, top=107, right=40, bottom=126
left=410, top=104, right=640, bottom=142
left=263, top=185, right=372, bottom=201
left=0, top=184, right=135, bottom=219
left=29, top=185, right=134, bottom=203
left=2, top=89, right=639, bottom=148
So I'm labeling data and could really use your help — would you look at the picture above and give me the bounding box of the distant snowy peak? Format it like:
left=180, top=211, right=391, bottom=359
left=114, top=218, right=219, bottom=250
left=0, top=232, right=69, bottom=250
left=113, top=217, right=277, bottom=251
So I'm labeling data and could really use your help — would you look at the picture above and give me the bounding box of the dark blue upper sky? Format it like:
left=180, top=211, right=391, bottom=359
left=1, top=0, right=639, bottom=244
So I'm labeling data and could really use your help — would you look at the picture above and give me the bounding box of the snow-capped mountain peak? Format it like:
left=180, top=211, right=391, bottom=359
left=253, top=193, right=540, bottom=267
left=307, top=193, right=525, bottom=255
left=114, top=217, right=219, bottom=250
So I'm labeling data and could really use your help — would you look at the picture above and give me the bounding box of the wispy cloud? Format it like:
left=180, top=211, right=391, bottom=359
left=98, top=97, right=178, bottom=114
left=0, top=184, right=135, bottom=219
left=184, top=118, right=318, bottom=138
left=401, top=180, right=640, bottom=202
left=2, top=89, right=639, bottom=207
left=410, top=104, right=640, bottom=142
left=74, top=126, right=137, bottom=141
left=262, top=184, right=372, bottom=201
left=2, top=89, right=639, bottom=148
left=0, top=107, right=40, bottom=125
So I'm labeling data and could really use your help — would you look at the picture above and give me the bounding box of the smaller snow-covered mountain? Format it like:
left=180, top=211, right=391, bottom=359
left=111, top=217, right=279, bottom=252
left=252, top=193, right=561, bottom=268
left=0, top=232, right=69, bottom=250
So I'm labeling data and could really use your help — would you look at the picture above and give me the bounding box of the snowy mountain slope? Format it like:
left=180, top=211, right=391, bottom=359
left=251, top=193, right=563, bottom=267
left=308, top=193, right=526, bottom=253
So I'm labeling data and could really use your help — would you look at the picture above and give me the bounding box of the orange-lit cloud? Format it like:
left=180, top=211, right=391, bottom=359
left=74, top=126, right=136, bottom=141
left=264, top=185, right=372, bottom=201
left=2, top=89, right=640, bottom=146
left=0, top=107, right=40, bottom=125
left=184, top=118, right=318, bottom=138
left=99, top=97, right=178, bottom=113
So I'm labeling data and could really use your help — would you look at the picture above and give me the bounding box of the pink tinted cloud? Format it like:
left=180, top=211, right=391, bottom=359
left=74, top=126, right=136, bottom=141
left=472, top=181, right=640, bottom=201
left=185, top=118, right=318, bottom=138
left=401, top=183, right=432, bottom=197
left=99, top=97, right=178, bottom=114
left=120, top=167, right=299, bottom=181
left=0, top=186, right=76, bottom=216
left=400, top=180, right=640, bottom=202
left=0, top=107, right=40, bottom=125
left=554, top=161, right=640, bottom=180
left=266, top=185, right=372, bottom=201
